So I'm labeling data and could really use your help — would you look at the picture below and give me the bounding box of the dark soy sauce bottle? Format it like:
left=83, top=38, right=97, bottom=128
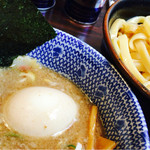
left=65, top=0, right=106, bottom=24
left=32, top=0, right=55, bottom=11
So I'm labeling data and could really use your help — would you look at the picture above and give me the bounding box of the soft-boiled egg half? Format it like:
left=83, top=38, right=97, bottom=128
left=3, top=86, right=78, bottom=137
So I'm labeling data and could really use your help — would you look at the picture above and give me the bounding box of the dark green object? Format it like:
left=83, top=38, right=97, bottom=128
left=0, top=0, right=56, bottom=67
left=67, top=144, right=76, bottom=149
left=5, top=132, right=23, bottom=139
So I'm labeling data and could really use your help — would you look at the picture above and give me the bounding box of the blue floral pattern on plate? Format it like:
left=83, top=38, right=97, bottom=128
left=28, top=28, right=150, bottom=150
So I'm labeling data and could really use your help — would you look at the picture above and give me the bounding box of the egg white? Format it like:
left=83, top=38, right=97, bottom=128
left=3, top=86, right=78, bottom=137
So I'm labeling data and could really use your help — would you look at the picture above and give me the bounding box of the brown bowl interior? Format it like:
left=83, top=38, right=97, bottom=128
left=103, top=0, right=150, bottom=98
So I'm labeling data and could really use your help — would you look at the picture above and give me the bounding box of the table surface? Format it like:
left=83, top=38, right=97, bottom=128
left=42, top=0, right=150, bottom=135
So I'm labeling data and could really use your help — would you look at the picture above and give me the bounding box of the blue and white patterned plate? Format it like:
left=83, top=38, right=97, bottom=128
left=28, top=28, right=150, bottom=150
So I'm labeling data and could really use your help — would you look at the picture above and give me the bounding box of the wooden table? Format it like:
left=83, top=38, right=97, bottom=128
left=42, top=0, right=150, bottom=135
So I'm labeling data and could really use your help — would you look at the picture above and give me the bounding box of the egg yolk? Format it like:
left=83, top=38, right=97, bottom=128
left=3, top=87, right=78, bottom=137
